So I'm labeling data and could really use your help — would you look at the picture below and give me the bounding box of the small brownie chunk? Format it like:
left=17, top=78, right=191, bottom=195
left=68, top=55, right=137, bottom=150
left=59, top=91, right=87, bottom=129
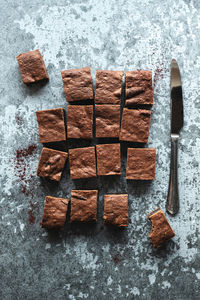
left=96, top=144, right=121, bottom=176
left=67, top=105, right=93, bottom=139
left=40, top=196, right=69, bottom=230
left=104, top=194, right=128, bottom=227
left=95, top=70, right=123, bottom=104
left=69, top=147, right=96, bottom=179
left=70, top=190, right=98, bottom=222
left=126, top=148, right=156, bottom=180
left=61, top=67, right=93, bottom=102
left=37, top=147, right=68, bottom=181
left=16, top=49, right=49, bottom=84
left=148, top=208, right=175, bottom=248
left=120, top=108, right=151, bottom=143
left=95, top=105, right=120, bottom=138
left=36, top=108, right=66, bottom=143
left=125, top=70, right=153, bottom=106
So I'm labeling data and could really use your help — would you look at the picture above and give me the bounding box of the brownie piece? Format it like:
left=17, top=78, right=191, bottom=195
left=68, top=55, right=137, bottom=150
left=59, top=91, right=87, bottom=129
left=95, top=70, right=123, bottom=104
left=95, top=105, right=120, bottom=138
left=70, top=190, right=98, bottom=222
left=69, top=147, right=97, bottom=179
left=40, top=196, right=69, bottom=230
left=67, top=105, right=93, bottom=139
left=16, top=49, right=49, bottom=84
left=37, top=147, right=68, bottom=181
left=61, top=67, right=93, bottom=102
left=126, top=148, right=156, bottom=180
left=96, top=144, right=121, bottom=176
left=120, top=108, right=151, bottom=143
left=36, top=108, right=66, bottom=143
left=148, top=208, right=175, bottom=248
left=125, top=71, right=153, bottom=106
left=104, top=194, right=128, bottom=227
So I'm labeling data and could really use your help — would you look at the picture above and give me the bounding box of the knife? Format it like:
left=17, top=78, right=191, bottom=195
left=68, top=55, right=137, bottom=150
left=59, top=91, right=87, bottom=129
left=166, top=59, right=183, bottom=215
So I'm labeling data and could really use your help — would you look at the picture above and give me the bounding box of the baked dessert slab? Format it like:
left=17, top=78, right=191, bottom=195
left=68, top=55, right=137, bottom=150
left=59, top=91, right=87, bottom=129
left=104, top=194, right=128, bottom=227
left=96, top=143, right=121, bottom=176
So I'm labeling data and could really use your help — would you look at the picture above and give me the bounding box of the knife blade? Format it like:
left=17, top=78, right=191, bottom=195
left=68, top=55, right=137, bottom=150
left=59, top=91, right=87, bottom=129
left=166, top=59, right=183, bottom=215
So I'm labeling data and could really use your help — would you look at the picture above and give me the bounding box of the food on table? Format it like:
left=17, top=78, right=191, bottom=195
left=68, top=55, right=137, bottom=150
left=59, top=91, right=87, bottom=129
left=96, top=143, right=121, bottom=176
left=61, top=67, right=93, bottom=102
left=16, top=49, right=49, bottom=84
left=104, top=194, right=128, bottom=227
left=36, top=108, right=66, bottom=143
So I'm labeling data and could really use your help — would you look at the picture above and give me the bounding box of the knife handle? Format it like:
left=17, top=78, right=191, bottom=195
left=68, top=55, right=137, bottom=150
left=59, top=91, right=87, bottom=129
left=166, top=134, right=179, bottom=215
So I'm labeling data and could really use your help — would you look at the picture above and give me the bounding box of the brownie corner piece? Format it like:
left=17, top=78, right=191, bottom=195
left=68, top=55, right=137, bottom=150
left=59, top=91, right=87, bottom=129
left=147, top=207, right=175, bottom=248
left=16, top=49, right=49, bottom=84
left=37, top=147, right=68, bottom=181
left=126, top=148, right=156, bottom=180
left=35, top=107, right=66, bottom=143
left=96, top=143, right=121, bottom=176
left=104, top=194, right=128, bottom=227
left=70, top=190, right=98, bottom=222
left=61, top=67, right=93, bottom=102
left=40, top=196, right=69, bottom=230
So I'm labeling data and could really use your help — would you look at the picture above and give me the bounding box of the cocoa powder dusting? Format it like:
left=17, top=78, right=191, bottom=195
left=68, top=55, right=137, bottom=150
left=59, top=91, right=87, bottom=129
left=28, top=201, right=39, bottom=224
left=153, top=66, right=166, bottom=87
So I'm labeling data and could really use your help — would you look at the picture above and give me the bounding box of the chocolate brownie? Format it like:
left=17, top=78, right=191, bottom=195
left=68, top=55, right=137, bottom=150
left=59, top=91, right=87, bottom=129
left=40, top=196, right=69, bottom=230
left=104, top=194, right=128, bottom=227
left=16, top=49, right=49, bottom=84
left=37, top=147, right=68, bottom=181
left=95, top=70, right=123, bottom=104
left=125, top=71, right=153, bottom=106
left=36, top=108, right=66, bottom=143
left=67, top=105, right=93, bottom=139
left=96, top=144, right=121, bottom=176
left=120, top=108, right=151, bottom=143
left=69, top=147, right=97, bottom=179
left=126, top=148, right=156, bottom=180
left=148, top=208, right=175, bottom=248
left=61, top=67, right=93, bottom=102
left=95, top=105, right=120, bottom=138
left=70, top=190, right=98, bottom=222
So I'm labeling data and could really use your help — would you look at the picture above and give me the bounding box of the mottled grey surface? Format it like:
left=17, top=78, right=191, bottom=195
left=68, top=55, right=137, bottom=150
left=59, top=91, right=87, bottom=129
left=0, top=0, right=200, bottom=299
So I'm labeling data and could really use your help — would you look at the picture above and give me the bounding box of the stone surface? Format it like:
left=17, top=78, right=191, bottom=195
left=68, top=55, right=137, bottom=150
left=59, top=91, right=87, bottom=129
left=0, top=0, right=200, bottom=299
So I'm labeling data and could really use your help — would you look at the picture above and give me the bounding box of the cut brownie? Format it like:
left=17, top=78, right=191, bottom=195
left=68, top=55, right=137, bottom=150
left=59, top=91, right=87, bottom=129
left=95, top=70, right=123, bottom=104
left=120, top=108, right=151, bottom=143
left=147, top=207, right=175, bottom=248
left=104, top=194, right=128, bottom=227
left=70, top=190, right=98, bottom=222
left=125, top=70, right=153, bottom=106
left=69, top=147, right=97, bottom=179
left=61, top=67, right=93, bottom=102
left=37, top=147, right=68, bottom=181
left=16, top=49, right=49, bottom=84
left=95, top=105, right=120, bottom=138
left=126, top=148, right=156, bottom=180
left=96, top=144, right=121, bottom=176
left=67, top=105, right=93, bottom=139
left=40, top=196, right=69, bottom=230
left=36, top=108, right=66, bottom=143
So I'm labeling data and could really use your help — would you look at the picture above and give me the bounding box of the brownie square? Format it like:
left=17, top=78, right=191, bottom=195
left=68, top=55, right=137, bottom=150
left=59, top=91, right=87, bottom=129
left=125, top=70, right=153, bottom=106
left=36, top=108, right=66, bottom=143
left=37, top=147, right=68, bottom=181
left=95, top=105, right=120, bottom=138
left=67, top=105, right=93, bottom=139
left=120, top=108, right=151, bottom=143
left=61, top=67, right=93, bottom=102
left=96, top=144, right=121, bottom=176
left=95, top=70, right=123, bottom=104
left=69, top=147, right=97, bottom=179
left=104, top=194, right=128, bottom=227
left=40, top=196, right=69, bottom=230
left=70, top=190, right=98, bottom=222
left=126, top=148, right=156, bottom=180
left=148, top=208, right=175, bottom=248
left=16, top=49, right=49, bottom=84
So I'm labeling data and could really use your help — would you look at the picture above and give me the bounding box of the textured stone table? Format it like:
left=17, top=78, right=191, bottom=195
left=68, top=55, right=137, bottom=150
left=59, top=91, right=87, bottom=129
left=0, top=0, right=200, bottom=299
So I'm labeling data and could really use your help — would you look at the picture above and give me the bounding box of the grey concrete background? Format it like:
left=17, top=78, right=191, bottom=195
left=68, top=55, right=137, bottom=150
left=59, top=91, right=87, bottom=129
left=0, top=0, right=200, bottom=299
